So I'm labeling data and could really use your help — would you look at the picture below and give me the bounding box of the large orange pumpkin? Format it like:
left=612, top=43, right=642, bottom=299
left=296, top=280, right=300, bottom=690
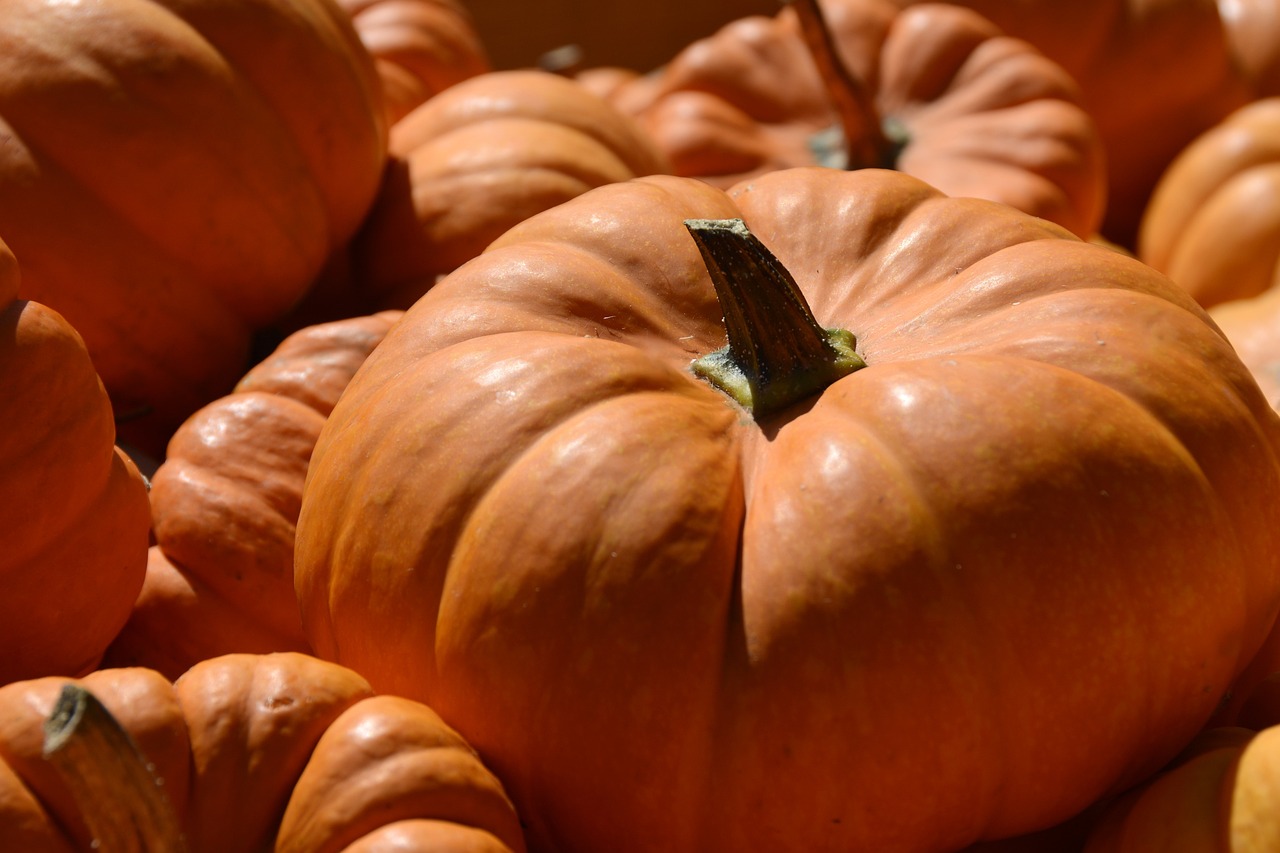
left=0, top=652, right=527, bottom=852
left=606, top=0, right=1106, bottom=239
left=104, top=311, right=403, bottom=681
left=0, top=237, right=151, bottom=687
left=295, top=168, right=1280, bottom=852
left=0, top=0, right=389, bottom=454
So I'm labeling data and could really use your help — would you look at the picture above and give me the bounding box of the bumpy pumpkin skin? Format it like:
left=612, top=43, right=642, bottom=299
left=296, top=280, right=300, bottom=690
left=0, top=653, right=526, bottom=853
left=0, top=239, right=151, bottom=687
left=1139, top=98, right=1280, bottom=309
left=0, top=0, right=389, bottom=454
left=337, top=0, right=491, bottom=125
left=103, top=311, right=403, bottom=681
left=609, top=0, right=1106, bottom=239
left=352, top=69, right=673, bottom=309
left=295, top=169, right=1280, bottom=852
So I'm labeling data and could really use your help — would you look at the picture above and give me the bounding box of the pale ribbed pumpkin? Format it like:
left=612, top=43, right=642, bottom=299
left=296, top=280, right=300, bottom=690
left=0, top=653, right=526, bottom=852
left=295, top=168, right=1280, bottom=852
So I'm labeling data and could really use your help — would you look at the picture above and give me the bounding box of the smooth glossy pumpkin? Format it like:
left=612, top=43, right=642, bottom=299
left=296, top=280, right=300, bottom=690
left=607, top=0, right=1106, bottom=239
left=0, top=652, right=526, bottom=852
left=351, top=69, right=672, bottom=308
left=337, top=0, right=491, bottom=124
left=0, top=0, right=389, bottom=455
left=0, top=237, right=150, bottom=686
left=1219, top=0, right=1280, bottom=94
left=104, top=311, right=403, bottom=681
left=295, top=168, right=1280, bottom=852
left=1139, top=97, right=1280, bottom=308
left=1080, top=725, right=1280, bottom=852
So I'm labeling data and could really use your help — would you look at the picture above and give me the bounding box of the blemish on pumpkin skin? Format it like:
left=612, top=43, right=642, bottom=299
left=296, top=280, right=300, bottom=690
left=261, top=695, right=295, bottom=710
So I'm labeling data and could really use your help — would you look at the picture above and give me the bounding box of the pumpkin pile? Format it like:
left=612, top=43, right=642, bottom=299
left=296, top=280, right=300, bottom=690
left=5, top=1, right=1280, bottom=851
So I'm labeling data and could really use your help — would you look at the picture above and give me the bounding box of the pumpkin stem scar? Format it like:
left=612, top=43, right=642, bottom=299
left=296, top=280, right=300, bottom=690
left=44, top=684, right=190, bottom=852
left=685, top=217, right=866, bottom=419
left=789, top=0, right=902, bottom=169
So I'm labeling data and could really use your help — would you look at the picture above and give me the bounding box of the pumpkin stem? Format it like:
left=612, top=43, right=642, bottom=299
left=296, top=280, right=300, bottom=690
left=43, top=684, right=188, bottom=853
left=788, top=0, right=906, bottom=169
left=686, top=218, right=865, bottom=418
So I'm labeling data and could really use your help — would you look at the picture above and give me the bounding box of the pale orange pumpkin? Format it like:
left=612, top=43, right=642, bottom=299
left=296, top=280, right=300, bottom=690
left=0, top=653, right=527, bottom=852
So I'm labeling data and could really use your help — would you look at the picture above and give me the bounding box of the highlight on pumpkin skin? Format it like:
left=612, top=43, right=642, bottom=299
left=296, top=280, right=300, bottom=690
left=685, top=217, right=866, bottom=418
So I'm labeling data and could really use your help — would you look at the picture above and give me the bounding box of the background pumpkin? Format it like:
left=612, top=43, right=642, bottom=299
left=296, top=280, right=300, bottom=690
left=336, top=0, right=492, bottom=125
left=350, top=68, right=673, bottom=309
left=0, top=236, right=151, bottom=687
left=878, top=0, right=1254, bottom=249
left=0, top=0, right=389, bottom=455
left=295, top=167, right=1280, bottom=852
left=1138, top=97, right=1280, bottom=309
left=1079, top=724, right=1280, bottom=852
left=605, top=0, right=1106, bottom=239
left=103, top=311, right=403, bottom=681
left=0, top=652, right=527, bottom=852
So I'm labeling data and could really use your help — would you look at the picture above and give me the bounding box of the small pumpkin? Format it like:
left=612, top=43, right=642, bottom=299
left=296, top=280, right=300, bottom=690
left=0, top=0, right=389, bottom=454
left=0, top=652, right=526, bottom=852
left=104, top=311, right=403, bottom=681
left=1218, top=0, right=1280, bottom=95
left=1080, top=724, right=1280, bottom=852
left=295, top=167, right=1280, bottom=852
left=607, top=0, right=1106, bottom=239
left=337, top=0, right=492, bottom=124
left=351, top=69, right=672, bottom=308
left=0, top=237, right=150, bottom=687
left=1139, top=97, right=1280, bottom=309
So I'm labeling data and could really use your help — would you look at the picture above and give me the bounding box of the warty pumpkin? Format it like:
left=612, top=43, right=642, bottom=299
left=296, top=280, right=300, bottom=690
left=294, top=167, right=1280, bottom=852
left=0, top=652, right=527, bottom=852
left=351, top=68, right=672, bottom=309
left=103, top=311, right=403, bottom=681
left=0, top=0, right=389, bottom=455
left=606, top=0, right=1106, bottom=239
left=0, top=237, right=151, bottom=687
left=336, top=0, right=492, bottom=125
left=1139, top=97, right=1280, bottom=309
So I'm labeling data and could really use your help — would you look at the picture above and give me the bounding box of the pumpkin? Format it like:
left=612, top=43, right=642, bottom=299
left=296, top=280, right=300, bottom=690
left=1079, top=725, right=1280, bottom=852
left=1138, top=97, right=1280, bottom=309
left=0, top=652, right=527, bottom=852
left=337, top=0, right=492, bottom=125
left=879, top=0, right=1254, bottom=249
left=0, top=0, right=389, bottom=455
left=1218, top=0, right=1280, bottom=94
left=351, top=68, right=672, bottom=309
left=103, top=311, right=403, bottom=681
left=294, top=167, right=1280, bottom=852
left=0, top=237, right=151, bottom=687
left=606, top=0, right=1106, bottom=239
